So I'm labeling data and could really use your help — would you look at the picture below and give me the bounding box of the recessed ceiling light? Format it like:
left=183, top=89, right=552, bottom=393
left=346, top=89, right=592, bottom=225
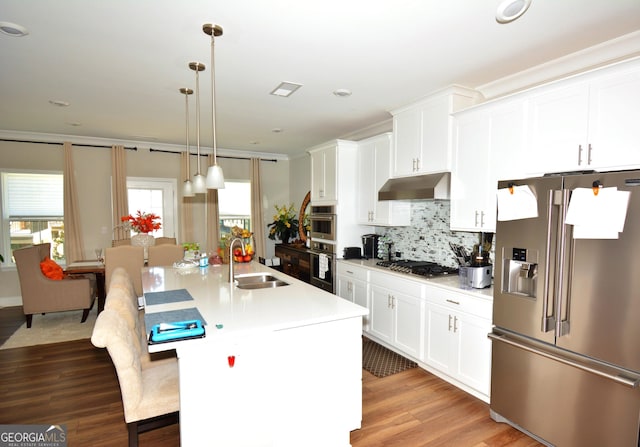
left=250, top=140, right=260, bottom=145
left=66, top=122, right=82, bottom=127
left=0, top=22, right=29, bottom=37
left=496, top=0, right=532, bottom=24
left=271, top=128, right=283, bottom=133
left=333, top=89, right=352, bottom=98
left=270, top=82, right=302, bottom=98
left=49, top=99, right=70, bottom=107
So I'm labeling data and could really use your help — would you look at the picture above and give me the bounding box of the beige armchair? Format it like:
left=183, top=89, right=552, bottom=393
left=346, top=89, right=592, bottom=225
left=13, top=243, right=95, bottom=328
left=147, top=244, right=184, bottom=267
left=105, top=245, right=145, bottom=297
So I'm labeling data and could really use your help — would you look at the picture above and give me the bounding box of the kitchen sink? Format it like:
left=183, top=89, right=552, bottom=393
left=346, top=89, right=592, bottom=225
left=234, top=273, right=289, bottom=290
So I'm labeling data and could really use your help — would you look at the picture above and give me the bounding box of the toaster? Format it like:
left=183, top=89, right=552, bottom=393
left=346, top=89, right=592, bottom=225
left=343, top=247, right=362, bottom=259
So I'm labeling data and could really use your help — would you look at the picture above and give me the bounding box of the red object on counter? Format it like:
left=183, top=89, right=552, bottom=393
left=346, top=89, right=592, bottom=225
left=228, top=355, right=236, bottom=367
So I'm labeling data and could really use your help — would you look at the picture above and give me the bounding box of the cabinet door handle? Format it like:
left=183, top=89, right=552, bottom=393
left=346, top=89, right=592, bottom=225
left=416, top=158, right=421, bottom=172
left=453, top=316, right=458, bottom=333
left=587, top=143, right=593, bottom=165
left=448, top=314, right=453, bottom=331
left=475, top=210, right=479, bottom=227
left=391, top=296, right=395, bottom=309
left=480, top=211, right=485, bottom=227
left=577, top=144, right=583, bottom=165
left=388, top=294, right=391, bottom=308
left=446, top=299, right=460, bottom=305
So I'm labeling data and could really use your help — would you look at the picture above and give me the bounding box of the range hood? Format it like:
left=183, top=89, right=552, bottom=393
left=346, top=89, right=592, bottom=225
left=378, top=172, right=450, bottom=201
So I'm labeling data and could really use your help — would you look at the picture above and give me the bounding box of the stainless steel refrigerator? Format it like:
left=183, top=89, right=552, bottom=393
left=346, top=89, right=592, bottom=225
left=490, top=170, right=640, bottom=447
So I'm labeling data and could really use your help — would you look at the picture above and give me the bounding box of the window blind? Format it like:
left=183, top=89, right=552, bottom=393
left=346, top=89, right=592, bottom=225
left=6, top=173, right=64, bottom=218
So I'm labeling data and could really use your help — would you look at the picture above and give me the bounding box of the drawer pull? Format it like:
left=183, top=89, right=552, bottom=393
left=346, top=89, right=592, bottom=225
left=446, top=299, right=460, bottom=305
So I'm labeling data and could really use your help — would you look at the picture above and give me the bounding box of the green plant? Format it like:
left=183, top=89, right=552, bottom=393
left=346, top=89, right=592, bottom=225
left=267, top=203, right=299, bottom=242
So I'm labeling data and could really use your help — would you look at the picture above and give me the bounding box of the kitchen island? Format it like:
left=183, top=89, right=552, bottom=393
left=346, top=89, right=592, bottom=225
left=142, top=262, right=368, bottom=447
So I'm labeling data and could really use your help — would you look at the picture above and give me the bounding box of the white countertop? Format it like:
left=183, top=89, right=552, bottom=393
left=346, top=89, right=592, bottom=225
left=142, top=262, right=368, bottom=351
left=339, top=258, right=494, bottom=300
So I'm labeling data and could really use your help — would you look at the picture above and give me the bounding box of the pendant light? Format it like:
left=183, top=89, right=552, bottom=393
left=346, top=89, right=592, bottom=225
left=180, top=87, right=195, bottom=197
left=203, top=23, right=225, bottom=189
left=189, top=61, right=207, bottom=194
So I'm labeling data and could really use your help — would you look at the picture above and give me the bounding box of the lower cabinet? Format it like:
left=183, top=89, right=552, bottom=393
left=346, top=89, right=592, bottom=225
left=424, top=287, right=492, bottom=398
left=336, top=262, right=369, bottom=330
left=337, top=261, right=493, bottom=401
left=369, top=271, right=423, bottom=360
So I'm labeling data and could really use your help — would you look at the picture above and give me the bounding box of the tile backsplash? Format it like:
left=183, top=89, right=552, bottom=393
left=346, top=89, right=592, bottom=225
left=376, top=200, right=492, bottom=268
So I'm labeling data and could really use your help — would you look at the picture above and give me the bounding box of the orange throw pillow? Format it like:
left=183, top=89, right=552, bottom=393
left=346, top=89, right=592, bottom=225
left=40, top=257, right=64, bottom=280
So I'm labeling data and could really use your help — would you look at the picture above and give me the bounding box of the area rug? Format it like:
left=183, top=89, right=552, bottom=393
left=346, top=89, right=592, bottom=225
left=362, top=337, right=418, bottom=378
left=0, top=310, right=97, bottom=350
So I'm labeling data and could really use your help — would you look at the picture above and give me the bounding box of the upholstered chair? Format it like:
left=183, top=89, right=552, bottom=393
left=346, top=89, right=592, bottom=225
left=154, top=237, right=177, bottom=245
left=147, top=245, right=184, bottom=267
left=91, top=308, right=179, bottom=447
left=13, top=243, right=95, bottom=328
left=105, top=245, right=145, bottom=297
left=105, top=267, right=177, bottom=368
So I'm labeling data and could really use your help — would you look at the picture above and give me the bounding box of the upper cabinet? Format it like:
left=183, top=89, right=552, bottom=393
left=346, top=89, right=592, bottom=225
left=391, top=86, right=480, bottom=177
left=526, top=58, right=640, bottom=175
left=356, top=133, right=410, bottom=226
left=310, top=143, right=338, bottom=203
left=450, top=98, right=527, bottom=232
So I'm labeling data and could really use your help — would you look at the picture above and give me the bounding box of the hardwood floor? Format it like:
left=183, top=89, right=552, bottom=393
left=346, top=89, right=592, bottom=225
left=0, top=307, right=541, bottom=446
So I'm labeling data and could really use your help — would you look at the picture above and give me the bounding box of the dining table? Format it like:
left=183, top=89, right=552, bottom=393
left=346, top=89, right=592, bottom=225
left=141, top=261, right=368, bottom=447
left=64, top=259, right=106, bottom=314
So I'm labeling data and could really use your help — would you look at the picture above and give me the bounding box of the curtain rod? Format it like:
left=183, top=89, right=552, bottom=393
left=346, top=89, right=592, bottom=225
left=149, top=147, right=278, bottom=162
left=0, top=138, right=138, bottom=150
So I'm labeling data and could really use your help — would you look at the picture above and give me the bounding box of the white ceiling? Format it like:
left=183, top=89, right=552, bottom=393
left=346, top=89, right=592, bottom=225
left=1, top=0, right=640, bottom=157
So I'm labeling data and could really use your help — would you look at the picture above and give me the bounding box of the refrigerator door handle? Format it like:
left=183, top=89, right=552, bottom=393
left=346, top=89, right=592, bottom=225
left=541, top=189, right=557, bottom=333
left=489, top=332, right=640, bottom=388
left=555, top=188, right=572, bottom=337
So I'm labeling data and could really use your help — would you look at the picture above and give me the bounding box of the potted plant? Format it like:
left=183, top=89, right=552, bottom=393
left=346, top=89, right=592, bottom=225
left=267, top=203, right=299, bottom=244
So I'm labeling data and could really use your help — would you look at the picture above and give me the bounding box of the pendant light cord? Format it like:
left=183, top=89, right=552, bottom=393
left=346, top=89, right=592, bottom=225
left=211, top=33, right=218, bottom=165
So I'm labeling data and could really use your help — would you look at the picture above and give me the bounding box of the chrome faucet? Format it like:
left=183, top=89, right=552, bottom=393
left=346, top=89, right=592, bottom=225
left=228, top=237, right=246, bottom=282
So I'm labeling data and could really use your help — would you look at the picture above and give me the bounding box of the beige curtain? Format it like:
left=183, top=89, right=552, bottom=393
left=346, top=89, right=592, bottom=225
left=181, top=151, right=194, bottom=244
left=62, top=142, right=85, bottom=262
left=111, top=145, right=129, bottom=241
left=206, top=154, right=220, bottom=255
left=250, top=158, right=266, bottom=259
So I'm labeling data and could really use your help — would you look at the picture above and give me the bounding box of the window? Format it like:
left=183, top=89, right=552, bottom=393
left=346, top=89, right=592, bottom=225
left=124, top=178, right=177, bottom=237
left=218, top=181, right=251, bottom=237
left=1, top=172, right=64, bottom=263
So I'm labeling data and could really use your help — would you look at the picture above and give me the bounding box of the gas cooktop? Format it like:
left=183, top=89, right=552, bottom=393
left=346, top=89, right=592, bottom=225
left=375, top=260, right=458, bottom=278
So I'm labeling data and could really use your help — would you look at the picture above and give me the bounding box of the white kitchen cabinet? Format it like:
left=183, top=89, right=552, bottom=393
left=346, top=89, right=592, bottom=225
left=337, top=261, right=369, bottom=330
left=356, top=133, right=410, bottom=226
left=369, top=271, right=423, bottom=359
left=450, top=98, right=526, bottom=232
left=391, top=86, right=479, bottom=177
left=308, top=139, right=367, bottom=253
left=309, top=142, right=338, bottom=203
left=423, top=286, right=492, bottom=398
left=526, top=58, right=640, bottom=175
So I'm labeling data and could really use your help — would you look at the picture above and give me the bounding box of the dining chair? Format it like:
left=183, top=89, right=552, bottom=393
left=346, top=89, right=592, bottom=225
left=154, top=237, right=177, bottom=245
left=147, top=244, right=184, bottom=267
left=112, top=238, right=131, bottom=247
left=105, top=245, right=145, bottom=297
left=91, top=308, right=179, bottom=447
left=106, top=268, right=177, bottom=368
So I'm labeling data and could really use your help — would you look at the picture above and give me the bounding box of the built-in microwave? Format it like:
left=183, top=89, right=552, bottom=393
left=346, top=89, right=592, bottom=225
left=309, top=205, right=336, bottom=242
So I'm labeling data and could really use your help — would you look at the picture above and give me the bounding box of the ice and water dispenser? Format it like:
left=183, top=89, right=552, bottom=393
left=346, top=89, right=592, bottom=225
left=502, top=247, right=538, bottom=298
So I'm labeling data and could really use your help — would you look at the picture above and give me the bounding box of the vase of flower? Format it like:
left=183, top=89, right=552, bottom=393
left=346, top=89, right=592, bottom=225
left=121, top=211, right=162, bottom=258
left=267, top=203, right=298, bottom=244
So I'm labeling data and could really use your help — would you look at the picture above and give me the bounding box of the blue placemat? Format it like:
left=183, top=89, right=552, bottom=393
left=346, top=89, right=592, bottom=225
left=144, top=288, right=194, bottom=306
left=144, top=307, right=207, bottom=328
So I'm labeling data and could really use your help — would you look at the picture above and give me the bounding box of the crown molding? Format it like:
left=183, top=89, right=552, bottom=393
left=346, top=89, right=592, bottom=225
left=477, top=31, right=640, bottom=100
left=0, top=130, right=290, bottom=161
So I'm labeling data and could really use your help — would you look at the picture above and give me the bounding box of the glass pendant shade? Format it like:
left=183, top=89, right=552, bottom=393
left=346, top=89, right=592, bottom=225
left=183, top=179, right=195, bottom=197
left=206, top=164, right=225, bottom=189
left=192, top=173, right=207, bottom=193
